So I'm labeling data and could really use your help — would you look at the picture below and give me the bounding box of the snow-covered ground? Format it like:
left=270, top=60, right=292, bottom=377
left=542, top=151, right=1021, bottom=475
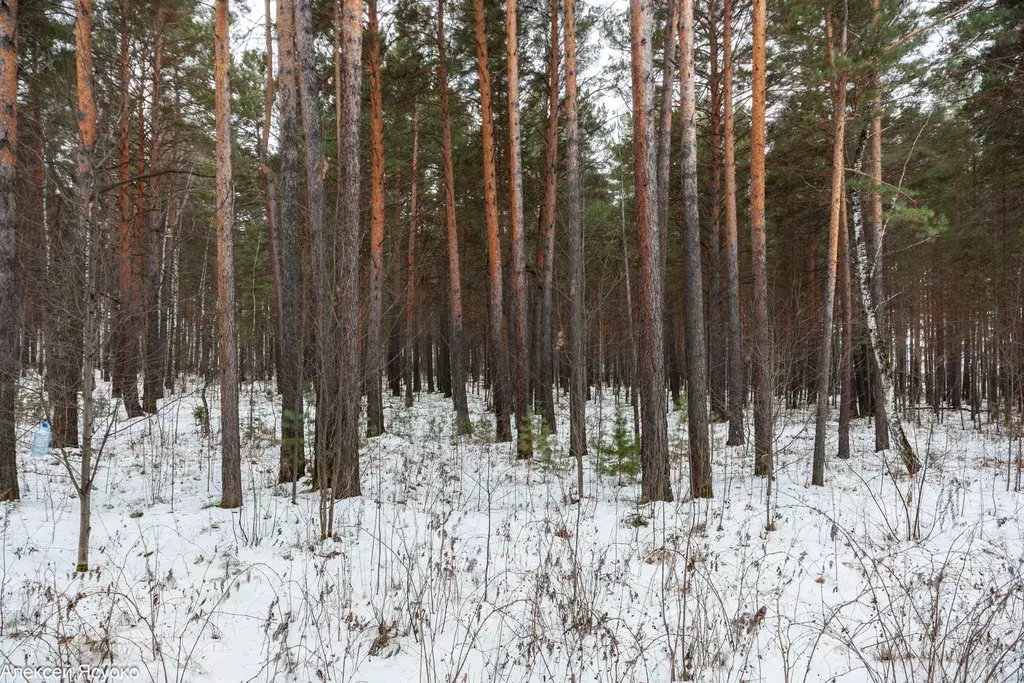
left=2, top=376, right=1023, bottom=682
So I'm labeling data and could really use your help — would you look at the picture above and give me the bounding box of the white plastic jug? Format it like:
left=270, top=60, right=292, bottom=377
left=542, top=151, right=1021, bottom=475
left=31, top=421, right=51, bottom=458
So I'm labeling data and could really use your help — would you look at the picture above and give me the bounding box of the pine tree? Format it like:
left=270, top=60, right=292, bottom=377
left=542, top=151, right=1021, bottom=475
left=750, top=0, right=773, bottom=478
left=506, top=0, right=531, bottom=459
left=0, top=0, right=18, bottom=501
left=473, top=0, right=511, bottom=443
left=437, top=0, right=471, bottom=436
left=214, top=0, right=241, bottom=509
left=812, top=6, right=848, bottom=487
left=334, top=0, right=363, bottom=501
left=722, top=0, right=744, bottom=447
left=365, top=0, right=387, bottom=438
left=534, top=0, right=559, bottom=435
left=565, top=0, right=588, bottom=493
left=631, top=0, right=671, bottom=503
left=274, top=0, right=306, bottom=484
left=679, top=0, right=711, bottom=499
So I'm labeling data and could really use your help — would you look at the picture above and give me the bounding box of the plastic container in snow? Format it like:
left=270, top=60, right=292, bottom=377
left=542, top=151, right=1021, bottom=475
left=31, top=421, right=51, bottom=458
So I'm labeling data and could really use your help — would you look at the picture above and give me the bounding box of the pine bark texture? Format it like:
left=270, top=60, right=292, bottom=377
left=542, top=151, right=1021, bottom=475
left=869, top=0, right=889, bottom=451
left=750, top=0, right=773, bottom=477
left=723, top=0, right=745, bottom=447
left=115, top=0, right=143, bottom=419
left=812, top=13, right=846, bottom=487
left=334, top=0, right=363, bottom=498
left=565, top=0, right=588, bottom=474
left=404, top=106, right=420, bottom=409
left=535, top=0, right=559, bottom=434
left=143, top=2, right=166, bottom=414
left=214, top=0, right=241, bottom=509
left=473, top=0, right=511, bottom=443
left=506, top=0, right=531, bottom=458
left=437, top=0, right=471, bottom=435
left=679, top=0, right=711, bottom=499
left=0, top=0, right=18, bottom=501
left=631, top=0, right=671, bottom=502
left=838, top=186, right=852, bottom=459
left=365, top=0, right=386, bottom=438
left=707, top=0, right=726, bottom=423
left=274, top=0, right=305, bottom=483
left=298, top=0, right=338, bottom=491
left=656, top=0, right=677, bottom=274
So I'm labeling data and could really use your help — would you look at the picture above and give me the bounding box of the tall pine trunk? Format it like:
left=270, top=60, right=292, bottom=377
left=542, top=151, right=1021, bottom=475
left=473, top=0, right=511, bottom=443
left=335, top=0, right=363, bottom=502
left=365, top=0, right=386, bottom=437
left=298, top=0, right=339, bottom=495
left=750, top=0, right=773, bottom=477
left=679, top=0, right=711, bottom=499
left=143, top=2, right=166, bottom=414
left=437, top=0, right=471, bottom=435
left=838, top=181, right=853, bottom=459
left=631, top=0, right=671, bottom=502
left=0, top=0, right=18, bottom=501
left=656, top=0, right=677, bottom=340
left=275, top=0, right=305, bottom=483
left=535, top=0, right=559, bottom=434
left=565, top=0, right=588, bottom=492
left=869, top=0, right=889, bottom=451
left=707, top=0, right=726, bottom=423
left=812, top=10, right=847, bottom=487
left=723, top=0, right=745, bottom=446
left=656, top=0, right=679, bottom=411
left=115, top=1, right=143, bottom=418
left=506, top=0, right=531, bottom=458
left=404, top=106, right=420, bottom=409
left=214, top=0, right=241, bottom=509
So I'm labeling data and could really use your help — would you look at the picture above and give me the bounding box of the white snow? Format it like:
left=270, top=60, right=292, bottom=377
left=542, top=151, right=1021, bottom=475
left=2, top=374, right=1023, bottom=682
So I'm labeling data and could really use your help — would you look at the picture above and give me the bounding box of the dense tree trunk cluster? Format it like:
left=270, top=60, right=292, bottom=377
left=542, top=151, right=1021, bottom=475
left=0, top=0, right=1020, bottom=557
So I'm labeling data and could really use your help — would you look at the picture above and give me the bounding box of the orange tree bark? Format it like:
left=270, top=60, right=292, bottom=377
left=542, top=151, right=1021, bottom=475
left=679, top=0, right=711, bottom=499
left=437, top=0, right=470, bottom=435
left=214, top=0, right=241, bottom=508
left=565, top=0, right=587, bottom=482
left=630, top=0, right=671, bottom=502
left=365, top=0, right=386, bottom=437
left=506, top=0, right=531, bottom=458
left=750, top=0, right=773, bottom=478
left=473, top=0, right=511, bottom=443
left=812, top=11, right=847, bottom=487
left=723, top=0, right=744, bottom=446
left=0, top=0, right=18, bottom=500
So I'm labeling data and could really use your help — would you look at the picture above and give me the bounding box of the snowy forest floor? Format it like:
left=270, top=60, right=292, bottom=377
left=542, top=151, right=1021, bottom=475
left=2, top=375, right=1023, bottom=682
